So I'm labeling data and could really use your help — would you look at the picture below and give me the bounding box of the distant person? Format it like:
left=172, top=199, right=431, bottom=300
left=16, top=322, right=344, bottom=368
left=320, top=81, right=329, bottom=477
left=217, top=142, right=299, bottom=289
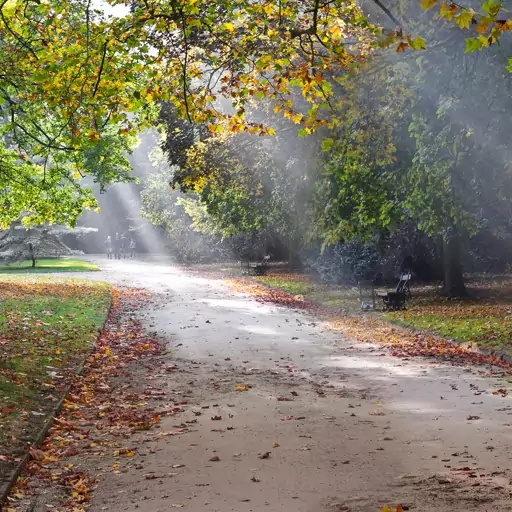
left=114, top=232, right=121, bottom=259
left=119, top=233, right=127, bottom=259
left=129, top=238, right=136, bottom=258
left=104, top=236, right=113, bottom=259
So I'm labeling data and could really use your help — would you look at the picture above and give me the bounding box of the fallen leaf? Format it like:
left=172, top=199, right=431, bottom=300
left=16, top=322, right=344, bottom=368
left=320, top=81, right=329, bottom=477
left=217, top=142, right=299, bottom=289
left=235, top=385, right=249, bottom=391
left=273, top=442, right=280, bottom=448
left=209, top=456, right=220, bottom=462
left=211, top=415, right=222, bottom=421
left=467, top=415, right=481, bottom=420
left=28, top=448, right=46, bottom=461
left=251, top=476, right=261, bottom=482
left=258, top=452, right=271, bottom=459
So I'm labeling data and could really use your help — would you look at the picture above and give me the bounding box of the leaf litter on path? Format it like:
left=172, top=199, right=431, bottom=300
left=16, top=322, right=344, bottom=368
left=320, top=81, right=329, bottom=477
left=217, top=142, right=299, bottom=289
left=227, top=277, right=512, bottom=375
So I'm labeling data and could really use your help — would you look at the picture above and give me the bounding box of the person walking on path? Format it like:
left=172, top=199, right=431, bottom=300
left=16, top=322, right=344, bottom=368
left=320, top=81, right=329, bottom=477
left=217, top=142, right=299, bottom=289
left=114, top=233, right=121, bottom=259
left=104, top=235, right=113, bottom=259
left=119, top=233, right=127, bottom=259
left=129, top=238, right=136, bottom=258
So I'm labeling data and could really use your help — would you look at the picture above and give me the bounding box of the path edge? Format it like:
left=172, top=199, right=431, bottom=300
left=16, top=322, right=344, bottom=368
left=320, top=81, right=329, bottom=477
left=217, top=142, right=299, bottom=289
left=0, top=290, right=113, bottom=507
left=226, top=275, right=512, bottom=367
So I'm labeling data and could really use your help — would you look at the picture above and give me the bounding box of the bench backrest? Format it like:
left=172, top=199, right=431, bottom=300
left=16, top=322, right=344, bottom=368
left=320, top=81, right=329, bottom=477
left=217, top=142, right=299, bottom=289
left=396, top=273, right=411, bottom=293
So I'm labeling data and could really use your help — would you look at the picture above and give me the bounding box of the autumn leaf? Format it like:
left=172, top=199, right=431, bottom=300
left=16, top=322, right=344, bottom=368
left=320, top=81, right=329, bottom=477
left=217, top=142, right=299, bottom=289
left=420, top=0, right=438, bottom=9
left=409, top=36, right=427, bottom=50
left=396, top=42, right=409, bottom=53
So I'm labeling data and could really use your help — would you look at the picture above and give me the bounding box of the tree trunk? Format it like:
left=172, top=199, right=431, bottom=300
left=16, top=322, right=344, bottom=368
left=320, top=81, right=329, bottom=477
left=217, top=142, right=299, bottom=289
left=28, top=243, right=36, bottom=268
left=442, top=227, right=466, bottom=297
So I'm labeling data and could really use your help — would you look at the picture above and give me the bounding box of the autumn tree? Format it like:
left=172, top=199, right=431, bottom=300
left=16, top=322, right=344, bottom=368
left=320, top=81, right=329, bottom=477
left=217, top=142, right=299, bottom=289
left=314, top=3, right=512, bottom=296
left=2, top=0, right=512, bottom=272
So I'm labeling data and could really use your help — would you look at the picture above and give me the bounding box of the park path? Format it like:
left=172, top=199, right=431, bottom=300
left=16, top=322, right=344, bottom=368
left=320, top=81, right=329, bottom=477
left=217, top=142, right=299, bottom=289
left=63, top=259, right=512, bottom=510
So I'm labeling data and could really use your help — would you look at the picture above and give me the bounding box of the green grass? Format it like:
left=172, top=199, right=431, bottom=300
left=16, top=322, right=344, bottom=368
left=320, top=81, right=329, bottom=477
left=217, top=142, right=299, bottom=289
left=257, top=272, right=512, bottom=350
left=387, top=304, right=512, bottom=350
left=0, top=277, right=111, bottom=455
left=0, top=257, right=98, bottom=273
left=257, top=275, right=315, bottom=296
left=255, top=274, right=362, bottom=312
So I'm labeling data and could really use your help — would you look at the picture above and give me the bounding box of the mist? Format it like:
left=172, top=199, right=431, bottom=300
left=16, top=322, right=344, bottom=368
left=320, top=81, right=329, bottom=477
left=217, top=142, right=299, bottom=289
left=67, top=0, right=512, bottom=293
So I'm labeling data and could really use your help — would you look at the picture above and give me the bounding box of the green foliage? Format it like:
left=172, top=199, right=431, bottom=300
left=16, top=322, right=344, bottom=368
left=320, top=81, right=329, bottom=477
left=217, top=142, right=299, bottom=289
left=0, top=0, right=510, bottom=228
left=139, top=146, right=224, bottom=262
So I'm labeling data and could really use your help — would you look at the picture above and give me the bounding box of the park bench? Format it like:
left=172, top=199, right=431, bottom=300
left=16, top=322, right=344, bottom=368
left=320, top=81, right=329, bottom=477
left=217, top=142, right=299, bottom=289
left=240, top=254, right=270, bottom=276
left=377, top=272, right=412, bottom=312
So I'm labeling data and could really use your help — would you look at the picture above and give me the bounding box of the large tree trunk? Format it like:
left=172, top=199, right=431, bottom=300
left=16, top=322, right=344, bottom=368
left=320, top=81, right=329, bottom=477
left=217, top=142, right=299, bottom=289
left=442, top=227, right=466, bottom=297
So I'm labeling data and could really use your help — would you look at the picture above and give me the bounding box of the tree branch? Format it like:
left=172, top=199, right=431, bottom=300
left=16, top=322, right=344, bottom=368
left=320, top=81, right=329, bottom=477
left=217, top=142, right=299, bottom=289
left=290, top=0, right=320, bottom=38
left=371, top=0, right=401, bottom=27
left=92, top=42, right=108, bottom=98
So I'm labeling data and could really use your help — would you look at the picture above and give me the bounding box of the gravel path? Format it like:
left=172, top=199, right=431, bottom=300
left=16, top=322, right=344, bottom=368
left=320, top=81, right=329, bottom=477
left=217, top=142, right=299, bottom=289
left=60, top=258, right=512, bottom=511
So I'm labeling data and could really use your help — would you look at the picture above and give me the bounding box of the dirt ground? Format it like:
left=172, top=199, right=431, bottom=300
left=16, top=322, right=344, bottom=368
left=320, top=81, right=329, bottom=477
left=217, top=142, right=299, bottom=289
left=12, top=258, right=512, bottom=511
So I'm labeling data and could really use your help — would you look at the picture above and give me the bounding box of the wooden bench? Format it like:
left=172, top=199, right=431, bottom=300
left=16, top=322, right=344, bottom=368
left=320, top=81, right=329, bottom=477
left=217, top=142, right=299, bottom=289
left=377, top=273, right=412, bottom=312
left=240, top=255, right=270, bottom=276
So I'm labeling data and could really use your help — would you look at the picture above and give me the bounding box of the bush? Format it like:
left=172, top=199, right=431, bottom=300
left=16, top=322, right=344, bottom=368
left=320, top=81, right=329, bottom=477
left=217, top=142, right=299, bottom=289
left=305, top=225, right=442, bottom=285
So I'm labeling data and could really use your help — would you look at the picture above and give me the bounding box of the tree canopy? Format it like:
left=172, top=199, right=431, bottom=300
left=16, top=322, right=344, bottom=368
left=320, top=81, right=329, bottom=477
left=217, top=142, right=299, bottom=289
left=3, top=0, right=511, bottom=227
left=3, top=0, right=512, bottom=294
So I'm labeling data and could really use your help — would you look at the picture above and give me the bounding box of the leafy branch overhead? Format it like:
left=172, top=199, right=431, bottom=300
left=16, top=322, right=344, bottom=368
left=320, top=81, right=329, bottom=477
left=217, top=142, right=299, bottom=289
left=421, top=0, right=512, bottom=55
left=0, top=0, right=511, bottom=225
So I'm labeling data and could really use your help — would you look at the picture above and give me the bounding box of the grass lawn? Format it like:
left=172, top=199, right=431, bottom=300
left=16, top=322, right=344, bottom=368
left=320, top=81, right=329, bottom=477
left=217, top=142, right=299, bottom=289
left=0, top=258, right=99, bottom=273
left=255, top=272, right=512, bottom=352
left=256, top=274, right=364, bottom=313
left=386, top=299, right=512, bottom=350
left=0, top=276, right=111, bottom=461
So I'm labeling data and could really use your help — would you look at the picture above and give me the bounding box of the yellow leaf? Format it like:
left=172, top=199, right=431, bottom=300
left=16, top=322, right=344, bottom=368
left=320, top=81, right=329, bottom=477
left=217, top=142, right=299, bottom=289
left=454, top=9, right=474, bottom=30
left=267, top=128, right=276, bottom=136
left=235, top=385, right=249, bottom=391
left=329, top=25, right=342, bottom=39
left=1, top=0, right=17, bottom=16
left=410, top=36, right=426, bottom=50
left=71, top=172, right=80, bottom=179
left=292, top=113, right=303, bottom=124
left=420, top=0, right=437, bottom=9
left=223, top=22, right=235, bottom=32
